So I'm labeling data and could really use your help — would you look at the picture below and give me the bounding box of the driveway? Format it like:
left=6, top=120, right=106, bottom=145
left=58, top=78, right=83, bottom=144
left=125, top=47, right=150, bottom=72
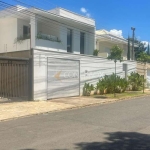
left=0, top=96, right=150, bottom=150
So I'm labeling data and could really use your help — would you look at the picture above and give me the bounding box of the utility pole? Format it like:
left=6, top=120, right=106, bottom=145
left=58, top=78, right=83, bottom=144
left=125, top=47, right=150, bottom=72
left=131, top=27, right=135, bottom=60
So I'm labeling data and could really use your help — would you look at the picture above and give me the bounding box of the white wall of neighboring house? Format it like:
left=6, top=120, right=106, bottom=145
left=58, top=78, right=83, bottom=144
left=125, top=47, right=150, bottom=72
left=33, top=48, right=137, bottom=100
left=96, top=41, right=130, bottom=60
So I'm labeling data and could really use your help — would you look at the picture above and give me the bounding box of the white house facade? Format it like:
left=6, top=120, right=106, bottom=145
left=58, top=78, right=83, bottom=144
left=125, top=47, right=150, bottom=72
left=96, top=29, right=136, bottom=60
left=0, top=6, right=95, bottom=57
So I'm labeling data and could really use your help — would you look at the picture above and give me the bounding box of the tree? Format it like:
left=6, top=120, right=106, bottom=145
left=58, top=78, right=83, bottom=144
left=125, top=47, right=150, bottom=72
left=147, top=43, right=150, bottom=55
left=127, top=36, right=131, bottom=60
left=137, top=52, right=150, bottom=93
left=128, top=38, right=147, bottom=60
left=107, top=45, right=123, bottom=97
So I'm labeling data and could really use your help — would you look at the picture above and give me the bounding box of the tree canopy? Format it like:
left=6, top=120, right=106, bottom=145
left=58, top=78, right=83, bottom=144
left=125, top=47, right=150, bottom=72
left=128, top=38, right=147, bottom=60
left=107, top=45, right=123, bottom=62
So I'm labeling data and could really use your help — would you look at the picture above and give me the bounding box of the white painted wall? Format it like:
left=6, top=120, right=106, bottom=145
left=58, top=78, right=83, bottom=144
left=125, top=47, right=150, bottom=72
left=0, top=17, right=31, bottom=53
left=33, top=49, right=137, bottom=100
left=0, top=17, right=17, bottom=53
left=49, top=8, right=95, bottom=26
left=17, top=18, right=30, bottom=37
left=96, top=41, right=132, bottom=60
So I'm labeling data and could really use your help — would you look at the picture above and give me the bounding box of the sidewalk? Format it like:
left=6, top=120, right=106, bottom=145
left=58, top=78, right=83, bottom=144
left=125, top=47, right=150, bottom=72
left=0, top=93, right=150, bottom=122
left=0, top=97, right=116, bottom=122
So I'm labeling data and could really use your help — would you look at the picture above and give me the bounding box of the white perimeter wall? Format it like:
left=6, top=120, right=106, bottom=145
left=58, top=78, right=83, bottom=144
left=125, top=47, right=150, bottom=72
left=33, top=49, right=137, bottom=100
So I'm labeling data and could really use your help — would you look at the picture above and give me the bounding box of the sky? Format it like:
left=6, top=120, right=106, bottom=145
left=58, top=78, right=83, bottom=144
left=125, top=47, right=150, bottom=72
left=4, top=0, right=150, bottom=44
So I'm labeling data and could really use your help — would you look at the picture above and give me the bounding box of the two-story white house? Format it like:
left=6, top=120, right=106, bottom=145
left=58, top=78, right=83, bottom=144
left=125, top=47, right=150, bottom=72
left=0, top=5, right=95, bottom=57
left=96, top=29, right=137, bottom=60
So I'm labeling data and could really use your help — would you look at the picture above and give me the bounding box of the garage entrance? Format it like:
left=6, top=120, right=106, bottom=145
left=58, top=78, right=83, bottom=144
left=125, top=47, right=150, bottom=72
left=47, top=57, right=80, bottom=99
left=0, top=57, right=30, bottom=100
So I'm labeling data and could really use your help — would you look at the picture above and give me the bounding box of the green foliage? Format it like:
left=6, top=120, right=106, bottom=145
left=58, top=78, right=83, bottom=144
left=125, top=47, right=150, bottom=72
left=83, top=72, right=147, bottom=96
left=96, top=74, right=128, bottom=95
left=129, top=38, right=147, bottom=60
left=128, top=72, right=145, bottom=91
left=14, top=35, right=30, bottom=44
left=107, top=45, right=123, bottom=62
left=137, top=52, right=150, bottom=63
left=36, top=32, right=61, bottom=42
left=93, top=49, right=99, bottom=56
left=83, top=83, right=94, bottom=96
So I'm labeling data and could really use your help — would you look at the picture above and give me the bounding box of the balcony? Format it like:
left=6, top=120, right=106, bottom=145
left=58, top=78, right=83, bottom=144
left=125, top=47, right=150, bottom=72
left=35, top=33, right=63, bottom=51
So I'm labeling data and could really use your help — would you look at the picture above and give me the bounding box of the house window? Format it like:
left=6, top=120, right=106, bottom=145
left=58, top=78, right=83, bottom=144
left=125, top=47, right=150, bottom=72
left=23, top=25, right=30, bottom=38
left=67, top=29, right=72, bottom=53
left=80, top=32, right=85, bottom=54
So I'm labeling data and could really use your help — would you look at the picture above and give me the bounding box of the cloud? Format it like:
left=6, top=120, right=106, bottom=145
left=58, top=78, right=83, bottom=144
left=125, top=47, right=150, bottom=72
left=86, top=13, right=91, bottom=17
left=80, top=7, right=91, bottom=18
left=80, top=7, right=87, bottom=13
left=110, top=29, right=123, bottom=38
left=141, top=41, right=149, bottom=47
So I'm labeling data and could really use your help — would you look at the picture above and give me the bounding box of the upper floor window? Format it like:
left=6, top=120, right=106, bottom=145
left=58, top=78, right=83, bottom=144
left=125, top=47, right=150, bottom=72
left=23, top=25, right=30, bottom=38
left=67, top=29, right=72, bottom=53
left=80, top=32, right=85, bottom=54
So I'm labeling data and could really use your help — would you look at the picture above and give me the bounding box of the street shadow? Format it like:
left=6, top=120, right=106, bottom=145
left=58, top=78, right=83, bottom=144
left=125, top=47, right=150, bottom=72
left=20, top=149, right=36, bottom=150
left=19, top=132, right=150, bottom=150
left=75, top=131, right=150, bottom=150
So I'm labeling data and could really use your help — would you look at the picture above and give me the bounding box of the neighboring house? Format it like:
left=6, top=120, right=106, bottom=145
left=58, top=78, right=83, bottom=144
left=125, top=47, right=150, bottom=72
left=0, top=6, right=95, bottom=57
left=96, top=29, right=136, bottom=60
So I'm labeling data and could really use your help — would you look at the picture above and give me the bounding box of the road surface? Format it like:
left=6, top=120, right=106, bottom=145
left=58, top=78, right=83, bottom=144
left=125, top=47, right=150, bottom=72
left=0, top=96, right=150, bottom=150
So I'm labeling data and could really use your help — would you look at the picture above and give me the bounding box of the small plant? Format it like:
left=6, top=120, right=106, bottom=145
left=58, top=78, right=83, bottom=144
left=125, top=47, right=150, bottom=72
left=83, top=83, right=94, bottom=96
left=93, top=49, right=99, bottom=56
left=14, top=35, right=30, bottom=44
left=36, top=32, right=61, bottom=42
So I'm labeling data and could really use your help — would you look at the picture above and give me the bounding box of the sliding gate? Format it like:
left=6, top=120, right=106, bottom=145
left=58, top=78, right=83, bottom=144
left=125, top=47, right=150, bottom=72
left=0, top=57, right=29, bottom=99
left=47, top=57, right=80, bottom=99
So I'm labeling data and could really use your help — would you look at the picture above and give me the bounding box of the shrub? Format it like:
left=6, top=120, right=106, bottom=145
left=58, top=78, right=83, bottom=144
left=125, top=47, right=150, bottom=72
left=96, top=78, right=106, bottom=95
left=128, top=72, right=145, bottom=91
left=83, top=83, right=94, bottom=96
left=96, top=74, right=128, bottom=94
left=93, top=49, right=99, bottom=56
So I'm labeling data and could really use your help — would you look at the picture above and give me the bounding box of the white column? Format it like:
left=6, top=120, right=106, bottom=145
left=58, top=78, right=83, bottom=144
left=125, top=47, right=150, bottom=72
left=73, top=29, right=80, bottom=54
left=59, top=26, right=67, bottom=52
left=30, top=15, right=37, bottom=49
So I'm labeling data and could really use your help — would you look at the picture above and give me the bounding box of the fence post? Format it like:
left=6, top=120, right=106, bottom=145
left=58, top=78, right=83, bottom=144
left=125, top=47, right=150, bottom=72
left=123, top=63, right=128, bottom=80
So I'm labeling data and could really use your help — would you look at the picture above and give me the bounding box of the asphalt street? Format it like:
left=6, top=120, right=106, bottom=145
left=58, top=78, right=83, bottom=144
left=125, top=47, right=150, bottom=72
left=0, top=96, right=150, bottom=150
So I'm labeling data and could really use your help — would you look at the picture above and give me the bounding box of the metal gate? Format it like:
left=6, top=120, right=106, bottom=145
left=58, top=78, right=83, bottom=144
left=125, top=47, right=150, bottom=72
left=47, top=57, right=80, bottom=99
left=0, top=57, right=29, bottom=99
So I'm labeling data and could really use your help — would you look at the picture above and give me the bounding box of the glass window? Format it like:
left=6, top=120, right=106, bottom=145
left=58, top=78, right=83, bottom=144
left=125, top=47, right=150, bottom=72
left=80, top=32, right=85, bottom=54
left=23, top=26, right=30, bottom=38
left=67, top=29, right=72, bottom=53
